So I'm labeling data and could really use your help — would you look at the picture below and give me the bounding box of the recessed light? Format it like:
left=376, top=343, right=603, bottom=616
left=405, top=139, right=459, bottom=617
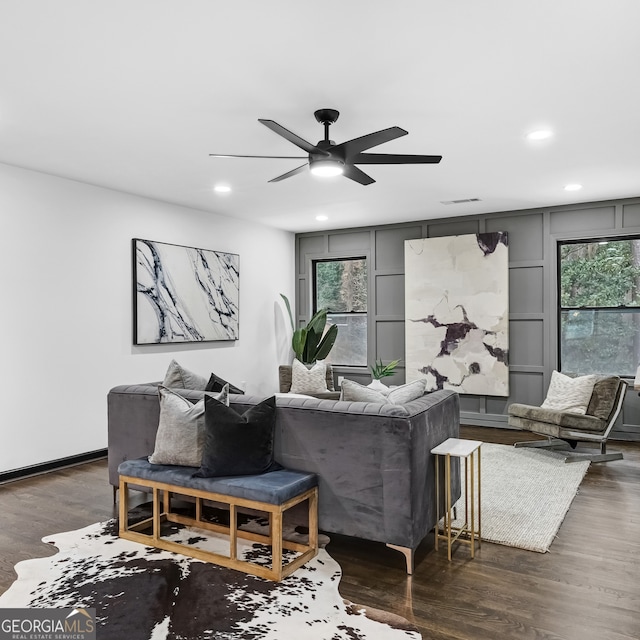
left=526, top=129, right=553, bottom=141
left=564, top=183, right=583, bottom=191
left=214, top=185, right=231, bottom=193
left=316, top=215, right=328, bottom=221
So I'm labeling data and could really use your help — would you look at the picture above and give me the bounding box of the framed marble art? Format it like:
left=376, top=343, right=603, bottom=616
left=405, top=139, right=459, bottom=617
left=133, top=238, right=239, bottom=344
left=404, top=232, right=509, bottom=396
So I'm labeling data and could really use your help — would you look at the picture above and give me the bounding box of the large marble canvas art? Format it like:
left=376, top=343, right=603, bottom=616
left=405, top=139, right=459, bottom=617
left=134, top=239, right=239, bottom=344
left=405, top=233, right=509, bottom=396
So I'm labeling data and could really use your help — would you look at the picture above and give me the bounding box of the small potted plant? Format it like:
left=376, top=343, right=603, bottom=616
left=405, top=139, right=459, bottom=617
left=368, top=358, right=401, bottom=393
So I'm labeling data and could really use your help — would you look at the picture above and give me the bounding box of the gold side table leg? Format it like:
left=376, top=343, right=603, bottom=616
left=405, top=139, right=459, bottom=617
left=478, top=447, right=482, bottom=547
left=446, top=453, right=452, bottom=561
left=464, top=455, right=469, bottom=529
left=435, top=454, right=440, bottom=551
left=469, top=452, right=475, bottom=558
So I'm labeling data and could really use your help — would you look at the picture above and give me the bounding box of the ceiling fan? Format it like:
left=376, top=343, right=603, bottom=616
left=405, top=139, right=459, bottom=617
left=209, top=109, right=442, bottom=186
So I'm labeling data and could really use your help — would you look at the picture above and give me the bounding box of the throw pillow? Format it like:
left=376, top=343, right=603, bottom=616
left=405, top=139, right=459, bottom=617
left=340, top=379, right=387, bottom=403
left=149, top=385, right=229, bottom=467
left=162, top=359, right=208, bottom=391
left=196, top=395, right=281, bottom=477
left=340, top=379, right=426, bottom=404
left=540, top=370, right=597, bottom=414
left=386, top=379, right=426, bottom=404
left=289, top=359, right=329, bottom=395
left=205, top=372, right=245, bottom=395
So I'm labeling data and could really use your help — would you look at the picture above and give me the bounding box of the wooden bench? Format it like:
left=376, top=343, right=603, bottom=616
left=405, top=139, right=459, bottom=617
left=117, top=459, right=318, bottom=582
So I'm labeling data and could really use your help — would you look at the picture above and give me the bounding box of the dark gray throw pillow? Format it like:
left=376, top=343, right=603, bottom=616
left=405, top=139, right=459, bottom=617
left=205, top=372, right=245, bottom=395
left=196, top=395, right=280, bottom=477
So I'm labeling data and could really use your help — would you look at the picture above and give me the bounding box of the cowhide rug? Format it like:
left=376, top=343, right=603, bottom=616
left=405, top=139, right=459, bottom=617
left=0, top=508, right=420, bottom=640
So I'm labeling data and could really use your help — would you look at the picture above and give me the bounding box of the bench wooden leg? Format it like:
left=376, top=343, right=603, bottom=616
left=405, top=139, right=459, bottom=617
left=271, top=511, right=283, bottom=581
left=309, top=488, right=318, bottom=551
left=118, top=477, right=128, bottom=535
left=230, top=504, right=237, bottom=561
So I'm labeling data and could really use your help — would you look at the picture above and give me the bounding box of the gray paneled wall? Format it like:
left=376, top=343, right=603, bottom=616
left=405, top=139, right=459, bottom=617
left=296, top=197, right=640, bottom=440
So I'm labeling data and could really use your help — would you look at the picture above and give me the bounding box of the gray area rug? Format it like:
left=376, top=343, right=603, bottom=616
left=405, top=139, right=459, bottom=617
left=0, top=511, right=420, bottom=639
left=443, top=442, right=590, bottom=553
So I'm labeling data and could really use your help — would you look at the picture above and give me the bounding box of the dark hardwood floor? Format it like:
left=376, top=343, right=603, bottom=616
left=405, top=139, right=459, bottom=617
left=1, top=427, right=639, bottom=640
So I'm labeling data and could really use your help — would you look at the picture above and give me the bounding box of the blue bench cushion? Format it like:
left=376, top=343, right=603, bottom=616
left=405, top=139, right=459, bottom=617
left=118, top=458, right=317, bottom=505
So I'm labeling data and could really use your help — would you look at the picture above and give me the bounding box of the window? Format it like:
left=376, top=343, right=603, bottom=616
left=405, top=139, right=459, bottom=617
left=313, top=257, right=367, bottom=366
left=558, top=237, right=640, bottom=376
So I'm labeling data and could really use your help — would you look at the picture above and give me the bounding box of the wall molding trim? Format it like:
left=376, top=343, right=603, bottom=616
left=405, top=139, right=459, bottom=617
left=297, top=195, right=640, bottom=440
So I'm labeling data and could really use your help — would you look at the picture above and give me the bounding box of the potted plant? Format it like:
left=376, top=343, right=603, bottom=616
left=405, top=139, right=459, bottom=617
left=368, top=358, right=401, bottom=393
left=280, top=294, right=338, bottom=364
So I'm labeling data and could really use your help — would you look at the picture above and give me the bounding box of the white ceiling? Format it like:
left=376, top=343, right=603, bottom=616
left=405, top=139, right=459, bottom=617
left=1, top=1, right=639, bottom=233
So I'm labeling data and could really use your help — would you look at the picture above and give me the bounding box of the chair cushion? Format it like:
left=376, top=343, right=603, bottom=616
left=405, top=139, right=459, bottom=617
left=509, top=403, right=605, bottom=433
left=586, top=376, right=623, bottom=421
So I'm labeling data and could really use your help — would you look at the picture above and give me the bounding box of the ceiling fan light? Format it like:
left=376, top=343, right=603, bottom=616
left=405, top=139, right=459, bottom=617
left=310, top=159, right=344, bottom=177
left=526, top=129, right=553, bottom=141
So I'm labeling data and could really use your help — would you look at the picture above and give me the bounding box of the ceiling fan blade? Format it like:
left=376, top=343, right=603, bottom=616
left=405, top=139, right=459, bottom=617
left=268, top=163, right=309, bottom=183
left=332, top=127, right=408, bottom=158
left=258, top=119, right=328, bottom=156
left=343, top=164, right=376, bottom=186
left=209, top=154, right=307, bottom=159
left=352, top=153, right=443, bottom=164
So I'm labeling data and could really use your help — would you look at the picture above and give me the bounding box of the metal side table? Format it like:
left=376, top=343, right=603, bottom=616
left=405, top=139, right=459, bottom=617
left=431, top=437, right=482, bottom=560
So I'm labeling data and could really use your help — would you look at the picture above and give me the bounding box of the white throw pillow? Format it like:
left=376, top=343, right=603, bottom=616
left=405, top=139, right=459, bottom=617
left=540, top=371, right=597, bottom=415
left=386, top=379, right=426, bottom=404
left=289, top=359, right=329, bottom=395
left=340, top=379, right=426, bottom=404
left=340, top=379, right=387, bottom=403
left=275, top=392, right=316, bottom=399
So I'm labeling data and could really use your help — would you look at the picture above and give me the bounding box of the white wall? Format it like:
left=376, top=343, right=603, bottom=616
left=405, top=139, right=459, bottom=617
left=0, top=163, right=295, bottom=473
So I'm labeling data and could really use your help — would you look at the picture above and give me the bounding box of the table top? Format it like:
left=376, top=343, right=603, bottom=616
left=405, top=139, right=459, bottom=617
left=431, top=437, right=483, bottom=457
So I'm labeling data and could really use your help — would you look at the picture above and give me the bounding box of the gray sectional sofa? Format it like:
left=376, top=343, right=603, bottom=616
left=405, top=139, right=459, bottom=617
left=107, top=383, right=460, bottom=572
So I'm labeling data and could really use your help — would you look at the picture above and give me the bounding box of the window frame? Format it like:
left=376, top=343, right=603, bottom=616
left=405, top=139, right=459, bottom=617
left=312, top=256, right=368, bottom=368
left=557, top=234, right=640, bottom=376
